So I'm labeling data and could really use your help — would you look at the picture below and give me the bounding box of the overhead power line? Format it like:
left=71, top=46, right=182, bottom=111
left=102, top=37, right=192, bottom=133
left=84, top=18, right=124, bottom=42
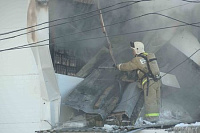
left=2, top=11, right=199, bottom=53
left=182, top=0, right=200, bottom=3
left=0, top=1, right=193, bottom=42
left=1, top=21, right=200, bottom=53
left=0, top=2, right=193, bottom=53
left=0, top=0, right=150, bottom=41
left=48, top=12, right=200, bottom=41
left=0, top=1, right=190, bottom=39
left=0, top=0, right=149, bottom=37
left=53, top=21, right=200, bottom=45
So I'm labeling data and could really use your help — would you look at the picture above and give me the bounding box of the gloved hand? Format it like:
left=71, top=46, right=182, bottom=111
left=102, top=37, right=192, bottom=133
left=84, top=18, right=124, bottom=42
left=113, top=64, right=120, bottom=70
left=113, top=64, right=117, bottom=69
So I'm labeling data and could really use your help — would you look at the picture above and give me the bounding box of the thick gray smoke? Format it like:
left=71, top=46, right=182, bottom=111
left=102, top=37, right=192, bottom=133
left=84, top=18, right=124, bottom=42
left=49, top=0, right=104, bottom=62
left=49, top=0, right=200, bottom=122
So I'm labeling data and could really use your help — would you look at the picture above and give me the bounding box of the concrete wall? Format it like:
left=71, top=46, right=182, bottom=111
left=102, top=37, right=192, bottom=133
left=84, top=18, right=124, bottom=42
left=0, top=0, right=60, bottom=132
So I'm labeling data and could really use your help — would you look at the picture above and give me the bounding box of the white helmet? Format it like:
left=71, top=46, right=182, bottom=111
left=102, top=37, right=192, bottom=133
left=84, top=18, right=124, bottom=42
left=130, top=41, right=145, bottom=55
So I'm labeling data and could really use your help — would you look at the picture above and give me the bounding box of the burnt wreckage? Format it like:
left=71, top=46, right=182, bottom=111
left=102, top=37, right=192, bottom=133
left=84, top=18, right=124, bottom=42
left=62, top=41, right=200, bottom=127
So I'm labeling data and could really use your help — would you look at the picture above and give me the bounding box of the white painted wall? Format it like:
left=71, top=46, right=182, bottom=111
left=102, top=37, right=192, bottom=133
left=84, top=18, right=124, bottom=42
left=56, top=74, right=83, bottom=123
left=0, top=0, right=61, bottom=133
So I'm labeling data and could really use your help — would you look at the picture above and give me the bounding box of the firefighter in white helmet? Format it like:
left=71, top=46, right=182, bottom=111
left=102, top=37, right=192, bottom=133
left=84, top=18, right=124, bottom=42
left=116, top=41, right=161, bottom=122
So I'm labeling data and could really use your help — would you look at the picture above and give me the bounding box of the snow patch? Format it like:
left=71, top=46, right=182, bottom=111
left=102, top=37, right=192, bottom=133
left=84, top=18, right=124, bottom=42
left=175, top=122, right=200, bottom=127
left=102, top=124, right=116, bottom=132
left=175, top=123, right=189, bottom=127
left=134, top=117, right=156, bottom=127
left=55, top=122, right=85, bottom=130
left=62, top=122, right=85, bottom=128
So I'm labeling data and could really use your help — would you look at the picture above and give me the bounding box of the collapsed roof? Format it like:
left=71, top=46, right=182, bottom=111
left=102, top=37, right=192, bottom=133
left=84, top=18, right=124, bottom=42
left=64, top=37, right=200, bottom=126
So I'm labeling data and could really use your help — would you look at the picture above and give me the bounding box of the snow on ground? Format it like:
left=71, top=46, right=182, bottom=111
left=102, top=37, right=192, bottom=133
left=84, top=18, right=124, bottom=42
left=175, top=122, right=200, bottom=127
left=102, top=124, right=117, bottom=132
left=160, top=100, right=193, bottom=122
left=135, top=117, right=156, bottom=126
left=134, top=100, right=194, bottom=127
left=61, top=122, right=85, bottom=128
left=54, top=122, right=86, bottom=130
left=102, top=124, right=134, bottom=132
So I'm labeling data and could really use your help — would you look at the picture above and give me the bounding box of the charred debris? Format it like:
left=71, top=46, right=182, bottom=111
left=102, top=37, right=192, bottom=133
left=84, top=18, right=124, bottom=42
left=56, top=41, right=200, bottom=128
left=63, top=45, right=144, bottom=127
left=48, top=0, right=200, bottom=129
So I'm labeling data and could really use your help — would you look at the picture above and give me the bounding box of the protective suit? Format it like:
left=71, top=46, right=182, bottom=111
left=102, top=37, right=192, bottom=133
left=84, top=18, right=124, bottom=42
left=117, top=42, right=161, bottom=122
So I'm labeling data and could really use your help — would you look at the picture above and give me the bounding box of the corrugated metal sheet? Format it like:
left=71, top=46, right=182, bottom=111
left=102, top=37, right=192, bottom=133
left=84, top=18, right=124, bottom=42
left=64, top=41, right=200, bottom=125
left=113, top=82, right=141, bottom=118
left=64, top=69, right=122, bottom=118
left=64, top=46, right=134, bottom=119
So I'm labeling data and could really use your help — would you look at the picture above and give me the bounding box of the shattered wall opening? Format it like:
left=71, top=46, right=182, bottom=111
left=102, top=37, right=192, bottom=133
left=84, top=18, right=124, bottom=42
left=48, top=0, right=200, bottom=129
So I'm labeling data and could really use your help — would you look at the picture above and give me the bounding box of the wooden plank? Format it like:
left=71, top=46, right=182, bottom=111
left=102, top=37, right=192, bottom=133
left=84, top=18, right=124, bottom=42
left=94, top=85, right=114, bottom=109
left=105, top=96, right=119, bottom=113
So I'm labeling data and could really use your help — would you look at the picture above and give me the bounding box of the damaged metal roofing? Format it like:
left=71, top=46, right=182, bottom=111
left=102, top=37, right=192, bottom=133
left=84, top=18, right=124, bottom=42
left=113, top=82, right=141, bottom=118
left=64, top=68, right=124, bottom=118
left=64, top=46, right=134, bottom=119
left=64, top=41, right=200, bottom=123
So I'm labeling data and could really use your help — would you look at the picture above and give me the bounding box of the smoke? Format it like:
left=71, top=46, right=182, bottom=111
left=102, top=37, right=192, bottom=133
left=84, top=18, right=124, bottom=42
left=49, top=0, right=105, bottom=63
left=49, top=0, right=200, bottom=122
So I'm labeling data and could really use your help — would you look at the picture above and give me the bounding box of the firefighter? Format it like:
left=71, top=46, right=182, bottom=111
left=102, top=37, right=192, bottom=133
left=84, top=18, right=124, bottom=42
left=116, top=41, right=161, bottom=122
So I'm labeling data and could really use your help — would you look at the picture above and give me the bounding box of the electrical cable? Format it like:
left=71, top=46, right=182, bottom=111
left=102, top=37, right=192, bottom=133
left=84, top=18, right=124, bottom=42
left=1, top=21, right=200, bottom=53
left=153, top=3, right=190, bottom=12
left=0, top=0, right=148, bottom=36
left=40, top=12, right=200, bottom=43
left=182, top=0, right=200, bottom=3
left=2, top=12, right=200, bottom=53
left=0, top=0, right=150, bottom=41
left=0, top=1, right=193, bottom=45
left=53, top=21, right=200, bottom=45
